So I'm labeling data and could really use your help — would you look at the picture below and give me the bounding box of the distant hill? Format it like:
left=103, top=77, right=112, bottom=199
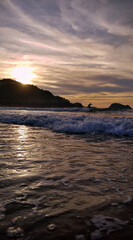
left=0, top=79, right=83, bottom=108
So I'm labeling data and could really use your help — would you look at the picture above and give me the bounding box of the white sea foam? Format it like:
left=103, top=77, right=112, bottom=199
left=0, top=109, right=133, bottom=137
left=91, top=215, right=128, bottom=236
left=123, top=196, right=133, bottom=204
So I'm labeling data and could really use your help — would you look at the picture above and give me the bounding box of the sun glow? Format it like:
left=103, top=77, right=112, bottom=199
left=11, top=66, right=36, bottom=84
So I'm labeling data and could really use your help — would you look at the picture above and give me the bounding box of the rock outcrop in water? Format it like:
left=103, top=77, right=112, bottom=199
left=0, top=79, right=83, bottom=108
left=88, top=103, right=132, bottom=112
left=108, top=103, right=132, bottom=111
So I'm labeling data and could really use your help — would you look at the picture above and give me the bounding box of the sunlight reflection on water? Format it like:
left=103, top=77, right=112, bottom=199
left=17, top=125, right=28, bottom=140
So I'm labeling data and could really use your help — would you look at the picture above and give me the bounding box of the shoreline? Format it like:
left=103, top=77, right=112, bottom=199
left=24, top=199, right=133, bottom=240
left=0, top=199, right=133, bottom=240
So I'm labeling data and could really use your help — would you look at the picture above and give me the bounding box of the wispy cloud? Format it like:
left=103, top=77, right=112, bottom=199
left=0, top=0, right=133, bottom=107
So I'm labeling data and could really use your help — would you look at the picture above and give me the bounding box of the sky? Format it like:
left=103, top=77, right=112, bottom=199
left=0, top=0, right=133, bottom=107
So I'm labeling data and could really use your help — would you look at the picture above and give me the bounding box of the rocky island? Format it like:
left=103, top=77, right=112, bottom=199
left=108, top=103, right=132, bottom=111
left=88, top=103, right=132, bottom=112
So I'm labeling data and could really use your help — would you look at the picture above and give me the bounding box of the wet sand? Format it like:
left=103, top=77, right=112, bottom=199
left=23, top=201, right=133, bottom=240
left=0, top=199, right=133, bottom=240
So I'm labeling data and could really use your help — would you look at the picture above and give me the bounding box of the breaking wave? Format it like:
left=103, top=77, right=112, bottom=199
left=0, top=109, right=133, bottom=137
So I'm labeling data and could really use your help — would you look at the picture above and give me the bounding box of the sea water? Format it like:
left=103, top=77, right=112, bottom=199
left=0, top=107, right=133, bottom=239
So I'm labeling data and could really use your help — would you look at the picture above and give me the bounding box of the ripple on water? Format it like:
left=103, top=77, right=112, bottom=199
left=0, top=121, right=132, bottom=239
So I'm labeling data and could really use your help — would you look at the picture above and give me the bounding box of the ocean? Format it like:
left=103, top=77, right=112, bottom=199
left=0, top=107, right=133, bottom=240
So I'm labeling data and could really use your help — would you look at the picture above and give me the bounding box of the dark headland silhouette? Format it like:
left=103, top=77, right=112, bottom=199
left=0, top=79, right=83, bottom=108
left=88, top=102, right=132, bottom=112
left=0, top=78, right=132, bottom=110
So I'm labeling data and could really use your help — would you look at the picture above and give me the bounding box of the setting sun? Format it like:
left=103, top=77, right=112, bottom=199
left=11, top=66, right=36, bottom=84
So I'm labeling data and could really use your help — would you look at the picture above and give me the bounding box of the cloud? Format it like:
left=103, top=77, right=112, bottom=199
left=0, top=0, right=133, bottom=107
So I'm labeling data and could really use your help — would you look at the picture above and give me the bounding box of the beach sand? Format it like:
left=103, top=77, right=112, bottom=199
left=0, top=199, right=133, bottom=240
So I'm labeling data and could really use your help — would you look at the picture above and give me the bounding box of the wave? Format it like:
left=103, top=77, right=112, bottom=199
left=0, top=110, right=133, bottom=137
left=0, top=106, right=90, bottom=112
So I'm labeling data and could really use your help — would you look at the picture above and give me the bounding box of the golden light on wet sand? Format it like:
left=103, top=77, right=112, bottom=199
left=11, top=66, right=36, bottom=84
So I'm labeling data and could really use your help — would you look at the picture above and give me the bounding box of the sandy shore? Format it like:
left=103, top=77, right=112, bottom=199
left=0, top=199, right=132, bottom=240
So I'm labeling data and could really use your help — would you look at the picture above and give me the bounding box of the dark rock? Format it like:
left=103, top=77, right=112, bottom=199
left=108, top=103, right=132, bottom=111
left=72, top=102, right=83, bottom=108
left=88, top=103, right=92, bottom=108
left=87, top=102, right=132, bottom=112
